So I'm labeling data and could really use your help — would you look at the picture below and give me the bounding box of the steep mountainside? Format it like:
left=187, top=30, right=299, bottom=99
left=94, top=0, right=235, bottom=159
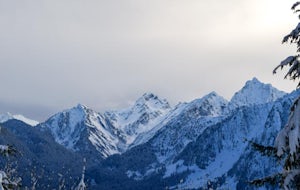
left=0, top=120, right=83, bottom=189
left=105, top=93, right=172, bottom=149
left=39, top=104, right=122, bottom=158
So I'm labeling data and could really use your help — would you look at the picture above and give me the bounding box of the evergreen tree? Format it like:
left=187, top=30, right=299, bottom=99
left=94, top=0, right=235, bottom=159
left=0, top=145, right=21, bottom=190
left=252, top=2, right=300, bottom=189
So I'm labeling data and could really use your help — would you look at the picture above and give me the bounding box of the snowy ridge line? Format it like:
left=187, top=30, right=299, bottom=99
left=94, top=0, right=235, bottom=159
left=0, top=112, right=39, bottom=126
left=13, top=78, right=287, bottom=160
left=40, top=93, right=172, bottom=157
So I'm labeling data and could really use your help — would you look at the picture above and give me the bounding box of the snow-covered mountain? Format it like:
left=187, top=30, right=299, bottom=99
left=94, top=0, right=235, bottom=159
left=40, top=78, right=288, bottom=161
left=3, top=77, right=294, bottom=189
left=89, top=78, right=292, bottom=189
left=0, top=112, right=39, bottom=126
left=40, top=93, right=172, bottom=158
left=105, top=93, right=171, bottom=148
left=40, top=104, right=122, bottom=158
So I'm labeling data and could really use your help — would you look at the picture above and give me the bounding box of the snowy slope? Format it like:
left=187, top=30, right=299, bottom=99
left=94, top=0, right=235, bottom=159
left=0, top=112, right=39, bottom=126
left=173, top=103, right=276, bottom=189
left=150, top=92, right=229, bottom=163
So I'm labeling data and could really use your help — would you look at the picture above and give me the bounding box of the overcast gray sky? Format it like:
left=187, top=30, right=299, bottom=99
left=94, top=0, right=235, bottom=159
left=0, top=0, right=298, bottom=121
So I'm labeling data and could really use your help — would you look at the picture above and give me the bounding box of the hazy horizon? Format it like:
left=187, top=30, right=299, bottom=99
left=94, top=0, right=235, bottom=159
left=0, top=77, right=292, bottom=122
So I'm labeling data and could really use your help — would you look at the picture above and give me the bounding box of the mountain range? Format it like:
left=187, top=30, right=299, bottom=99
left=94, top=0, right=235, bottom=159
left=0, top=77, right=295, bottom=189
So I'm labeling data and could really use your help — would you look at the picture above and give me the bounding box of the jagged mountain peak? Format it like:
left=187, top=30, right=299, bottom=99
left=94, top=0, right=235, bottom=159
left=133, top=92, right=171, bottom=110
left=104, top=93, right=172, bottom=147
left=75, top=103, right=88, bottom=110
left=243, top=77, right=274, bottom=91
left=201, top=91, right=225, bottom=101
left=108, top=93, right=171, bottom=125
left=141, top=92, right=158, bottom=101
left=186, top=91, right=229, bottom=117
left=70, top=103, right=93, bottom=115
left=230, top=77, right=286, bottom=108
left=64, top=104, right=101, bottom=122
left=246, top=76, right=260, bottom=85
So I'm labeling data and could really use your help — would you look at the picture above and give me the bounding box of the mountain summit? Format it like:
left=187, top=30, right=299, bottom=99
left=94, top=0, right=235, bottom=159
left=186, top=91, right=229, bottom=117
left=105, top=93, right=172, bottom=147
left=230, top=77, right=286, bottom=108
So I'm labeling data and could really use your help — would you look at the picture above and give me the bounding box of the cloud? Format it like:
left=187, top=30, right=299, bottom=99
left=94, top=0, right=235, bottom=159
left=0, top=0, right=297, bottom=120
